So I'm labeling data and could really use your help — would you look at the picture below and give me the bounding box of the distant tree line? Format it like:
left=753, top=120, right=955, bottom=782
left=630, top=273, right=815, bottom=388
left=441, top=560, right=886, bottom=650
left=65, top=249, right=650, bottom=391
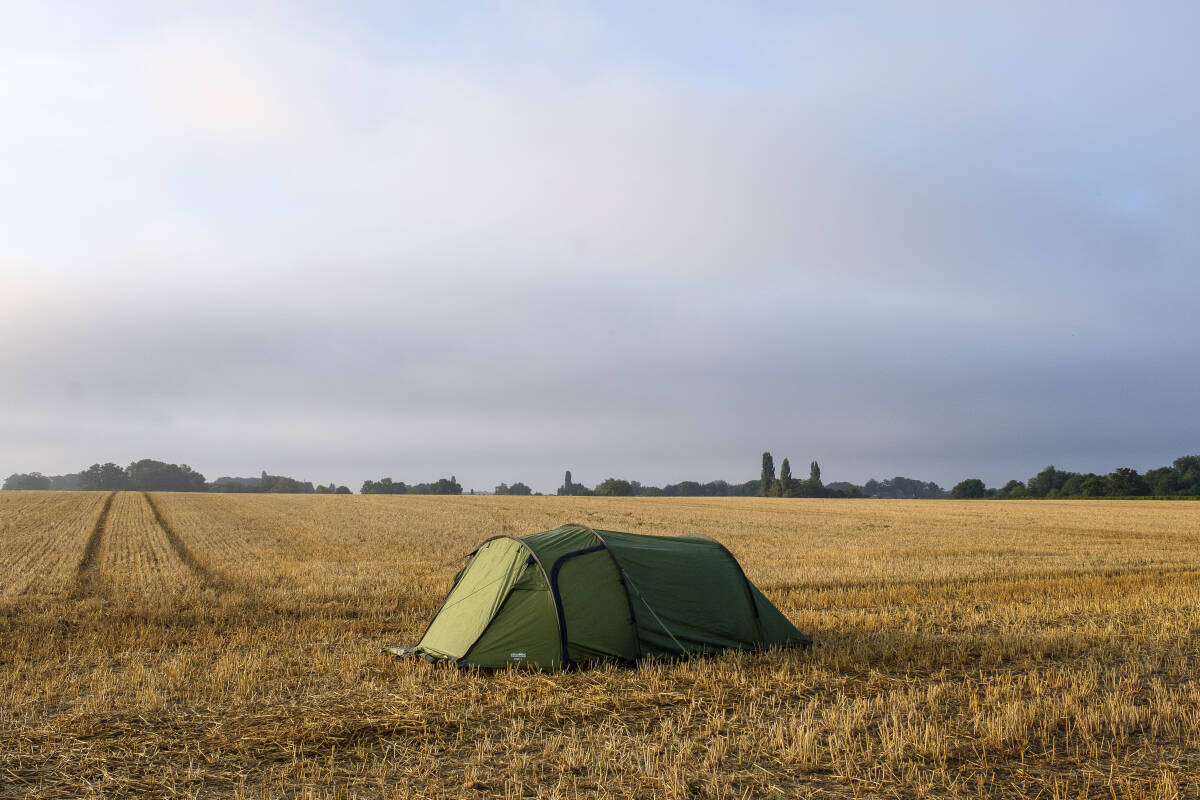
left=9, top=453, right=1197, bottom=499
left=211, top=471, right=352, bottom=494
left=555, top=455, right=875, bottom=498
left=556, top=470, right=762, bottom=497
left=0, top=472, right=82, bottom=491
left=549, top=454, right=986, bottom=499
left=4, top=460, right=207, bottom=492
left=360, top=476, right=463, bottom=495
left=951, top=456, right=1200, bottom=499
left=3, top=461, right=348, bottom=494
left=658, top=480, right=759, bottom=497
left=860, top=476, right=945, bottom=499
left=0, top=453, right=961, bottom=499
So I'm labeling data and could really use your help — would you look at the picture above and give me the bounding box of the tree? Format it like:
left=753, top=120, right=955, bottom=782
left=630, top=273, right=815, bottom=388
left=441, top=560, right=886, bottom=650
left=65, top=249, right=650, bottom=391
left=1174, top=455, right=1200, bottom=474
left=255, top=473, right=315, bottom=493
left=48, top=473, right=82, bottom=490
left=1079, top=475, right=1108, bottom=497
left=951, top=478, right=986, bottom=499
left=1143, top=467, right=1179, bottom=496
left=860, top=476, right=946, bottom=499
left=998, top=480, right=1026, bottom=499
left=125, top=459, right=206, bottom=492
left=778, top=458, right=793, bottom=498
left=432, top=476, right=463, bottom=495
left=759, top=452, right=775, bottom=497
left=3, top=472, right=51, bottom=490
left=1027, top=466, right=1076, bottom=498
left=507, top=482, right=532, bottom=496
left=494, top=482, right=510, bottom=495
left=1171, top=455, right=1200, bottom=494
left=361, top=477, right=408, bottom=494
left=1060, top=474, right=1085, bottom=497
left=334, top=485, right=352, bottom=494
left=79, top=462, right=128, bottom=491
left=594, top=477, right=633, bottom=496
left=734, top=480, right=760, bottom=496
left=1107, top=467, right=1148, bottom=497
left=803, top=460, right=825, bottom=497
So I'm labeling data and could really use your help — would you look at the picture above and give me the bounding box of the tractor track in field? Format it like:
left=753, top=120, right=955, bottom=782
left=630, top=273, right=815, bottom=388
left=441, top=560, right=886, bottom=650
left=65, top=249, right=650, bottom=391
left=142, top=492, right=231, bottom=590
left=74, top=491, right=115, bottom=597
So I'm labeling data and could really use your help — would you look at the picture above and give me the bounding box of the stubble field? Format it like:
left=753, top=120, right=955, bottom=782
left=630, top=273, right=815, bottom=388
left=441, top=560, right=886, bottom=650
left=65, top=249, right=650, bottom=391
left=0, top=492, right=1197, bottom=799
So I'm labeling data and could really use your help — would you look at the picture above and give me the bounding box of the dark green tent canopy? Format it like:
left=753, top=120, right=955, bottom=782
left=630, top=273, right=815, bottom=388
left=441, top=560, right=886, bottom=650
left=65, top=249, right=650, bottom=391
left=402, top=524, right=810, bottom=670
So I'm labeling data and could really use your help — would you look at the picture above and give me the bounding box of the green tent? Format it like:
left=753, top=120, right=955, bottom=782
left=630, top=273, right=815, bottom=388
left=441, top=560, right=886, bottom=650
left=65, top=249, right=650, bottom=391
left=398, top=523, right=810, bottom=670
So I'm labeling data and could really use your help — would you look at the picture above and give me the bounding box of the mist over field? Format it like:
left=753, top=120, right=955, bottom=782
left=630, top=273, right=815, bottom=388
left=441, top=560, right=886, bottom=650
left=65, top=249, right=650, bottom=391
left=2, top=3, right=1198, bottom=492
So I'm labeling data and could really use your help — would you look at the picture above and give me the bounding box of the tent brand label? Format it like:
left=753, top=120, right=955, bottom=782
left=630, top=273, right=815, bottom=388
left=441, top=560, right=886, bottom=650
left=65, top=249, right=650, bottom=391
left=510, top=652, right=526, bottom=660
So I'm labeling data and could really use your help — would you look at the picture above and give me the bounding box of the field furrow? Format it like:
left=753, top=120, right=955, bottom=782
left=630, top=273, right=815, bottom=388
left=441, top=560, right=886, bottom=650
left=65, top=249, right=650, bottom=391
left=73, top=491, right=114, bottom=597
left=96, top=492, right=197, bottom=594
left=0, top=491, right=108, bottom=598
left=149, top=493, right=507, bottom=592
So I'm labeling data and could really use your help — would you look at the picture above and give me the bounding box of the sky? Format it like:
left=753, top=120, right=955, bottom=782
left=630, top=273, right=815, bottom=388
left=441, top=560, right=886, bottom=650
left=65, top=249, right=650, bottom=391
left=2, top=2, right=1198, bottom=493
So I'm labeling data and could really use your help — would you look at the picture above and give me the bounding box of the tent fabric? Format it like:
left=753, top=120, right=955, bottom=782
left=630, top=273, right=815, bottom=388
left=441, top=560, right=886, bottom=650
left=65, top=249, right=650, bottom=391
left=408, top=524, right=811, bottom=670
left=414, top=537, right=532, bottom=660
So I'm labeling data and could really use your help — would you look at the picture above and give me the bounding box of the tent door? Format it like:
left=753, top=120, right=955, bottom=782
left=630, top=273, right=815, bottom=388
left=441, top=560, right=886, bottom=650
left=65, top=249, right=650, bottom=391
left=553, top=547, right=638, bottom=664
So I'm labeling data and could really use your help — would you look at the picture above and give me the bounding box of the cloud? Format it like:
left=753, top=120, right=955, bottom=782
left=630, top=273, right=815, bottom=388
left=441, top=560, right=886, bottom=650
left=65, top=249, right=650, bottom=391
left=1, top=3, right=1198, bottom=490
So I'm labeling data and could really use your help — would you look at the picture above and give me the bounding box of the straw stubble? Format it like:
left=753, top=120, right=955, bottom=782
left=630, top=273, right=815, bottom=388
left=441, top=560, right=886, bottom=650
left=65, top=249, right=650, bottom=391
left=1, top=493, right=1197, bottom=798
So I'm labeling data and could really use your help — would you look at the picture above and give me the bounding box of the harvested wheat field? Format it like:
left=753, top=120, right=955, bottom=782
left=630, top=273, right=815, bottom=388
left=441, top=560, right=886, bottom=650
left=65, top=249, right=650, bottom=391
left=1, top=493, right=1197, bottom=799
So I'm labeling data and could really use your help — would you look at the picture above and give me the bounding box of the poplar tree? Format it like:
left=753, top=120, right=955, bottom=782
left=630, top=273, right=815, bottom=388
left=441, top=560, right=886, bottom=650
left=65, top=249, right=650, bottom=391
left=759, top=452, right=775, bottom=496
left=806, top=461, right=824, bottom=497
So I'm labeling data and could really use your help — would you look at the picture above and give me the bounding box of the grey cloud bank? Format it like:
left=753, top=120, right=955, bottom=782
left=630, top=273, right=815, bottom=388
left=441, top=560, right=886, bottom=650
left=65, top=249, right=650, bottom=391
left=2, top=3, right=1197, bottom=493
